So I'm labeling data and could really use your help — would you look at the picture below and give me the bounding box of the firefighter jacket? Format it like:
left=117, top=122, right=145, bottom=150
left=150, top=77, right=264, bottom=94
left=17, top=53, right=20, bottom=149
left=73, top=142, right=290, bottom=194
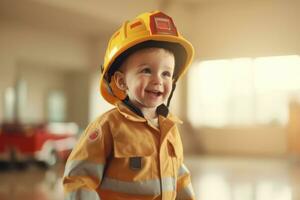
left=63, top=101, right=195, bottom=200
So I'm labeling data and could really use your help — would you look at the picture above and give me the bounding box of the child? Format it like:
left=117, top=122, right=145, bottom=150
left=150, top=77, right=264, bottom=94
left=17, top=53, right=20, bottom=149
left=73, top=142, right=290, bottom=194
left=63, top=11, right=195, bottom=200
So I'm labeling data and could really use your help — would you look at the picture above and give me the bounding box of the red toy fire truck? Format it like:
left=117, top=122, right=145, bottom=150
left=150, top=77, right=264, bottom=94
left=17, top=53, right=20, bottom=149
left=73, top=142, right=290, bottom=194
left=0, top=122, right=77, bottom=167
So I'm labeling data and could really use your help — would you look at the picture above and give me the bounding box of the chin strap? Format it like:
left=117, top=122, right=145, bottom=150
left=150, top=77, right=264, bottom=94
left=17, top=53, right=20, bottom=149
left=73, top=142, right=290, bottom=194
left=156, top=82, right=177, bottom=117
left=122, top=97, right=144, bottom=117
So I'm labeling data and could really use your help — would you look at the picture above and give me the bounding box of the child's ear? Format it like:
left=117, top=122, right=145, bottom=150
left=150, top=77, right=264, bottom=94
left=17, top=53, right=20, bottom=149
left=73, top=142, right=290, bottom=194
left=114, top=71, right=127, bottom=91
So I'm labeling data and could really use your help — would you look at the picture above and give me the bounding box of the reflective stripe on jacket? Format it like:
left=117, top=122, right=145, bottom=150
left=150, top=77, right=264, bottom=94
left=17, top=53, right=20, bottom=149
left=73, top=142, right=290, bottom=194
left=63, top=101, right=195, bottom=200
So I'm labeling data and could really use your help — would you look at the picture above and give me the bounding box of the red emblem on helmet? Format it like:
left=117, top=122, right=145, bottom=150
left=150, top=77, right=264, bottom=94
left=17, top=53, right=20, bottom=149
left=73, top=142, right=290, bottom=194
left=149, top=12, right=178, bottom=36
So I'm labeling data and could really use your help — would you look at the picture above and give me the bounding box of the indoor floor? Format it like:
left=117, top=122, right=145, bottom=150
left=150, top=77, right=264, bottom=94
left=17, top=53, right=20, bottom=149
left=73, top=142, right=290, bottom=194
left=0, top=156, right=299, bottom=200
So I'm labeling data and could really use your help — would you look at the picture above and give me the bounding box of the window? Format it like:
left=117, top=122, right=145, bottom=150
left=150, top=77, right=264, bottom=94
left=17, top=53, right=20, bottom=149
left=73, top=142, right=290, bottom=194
left=187, top=55, right=300, bottom=127
left=3, top=87, right=16, bottom=122
left=47, top=90, right=66, bottom=122
left=3, top=79, right=27, bottom=122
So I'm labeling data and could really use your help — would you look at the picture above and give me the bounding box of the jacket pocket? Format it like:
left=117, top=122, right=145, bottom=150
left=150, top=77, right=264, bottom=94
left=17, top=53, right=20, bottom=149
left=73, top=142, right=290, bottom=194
left=110, top=137, right=154, bottom=180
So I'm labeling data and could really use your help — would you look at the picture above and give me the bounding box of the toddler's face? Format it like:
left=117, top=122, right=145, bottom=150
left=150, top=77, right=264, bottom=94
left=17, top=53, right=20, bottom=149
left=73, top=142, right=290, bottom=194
left=119, top=47, right=175, bottom=111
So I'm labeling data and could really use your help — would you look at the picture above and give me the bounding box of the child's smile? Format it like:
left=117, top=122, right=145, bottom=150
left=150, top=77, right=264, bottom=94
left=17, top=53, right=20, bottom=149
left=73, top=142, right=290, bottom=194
left=145, top=89, right=163, bottom=97
left=144, top=88, right=164, bottom=102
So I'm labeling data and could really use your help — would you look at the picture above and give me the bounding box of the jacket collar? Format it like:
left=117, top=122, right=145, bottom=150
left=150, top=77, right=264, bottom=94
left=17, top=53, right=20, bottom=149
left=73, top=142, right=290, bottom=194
left=115, top=101, right=182, bottom=124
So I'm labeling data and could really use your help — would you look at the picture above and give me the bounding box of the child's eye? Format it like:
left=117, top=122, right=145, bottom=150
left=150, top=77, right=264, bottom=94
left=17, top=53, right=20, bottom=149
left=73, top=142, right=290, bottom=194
left=162, top=71, right=172, bottom=77
left=141, top=68, right=151, bottom=74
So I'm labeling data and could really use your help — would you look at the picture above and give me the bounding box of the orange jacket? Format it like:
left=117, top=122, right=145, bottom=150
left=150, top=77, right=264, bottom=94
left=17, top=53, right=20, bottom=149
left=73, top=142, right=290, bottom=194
left=63, top=102, right=195, bottom=200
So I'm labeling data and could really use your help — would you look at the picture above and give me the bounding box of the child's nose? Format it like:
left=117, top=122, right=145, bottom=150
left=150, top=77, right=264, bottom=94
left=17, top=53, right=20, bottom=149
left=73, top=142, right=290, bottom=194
left=152, top=74, right=163, bottom=85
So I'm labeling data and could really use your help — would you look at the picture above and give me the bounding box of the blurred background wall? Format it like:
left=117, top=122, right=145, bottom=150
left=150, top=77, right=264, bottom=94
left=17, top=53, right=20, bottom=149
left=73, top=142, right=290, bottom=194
left=1, top=0, right=300, bottom=157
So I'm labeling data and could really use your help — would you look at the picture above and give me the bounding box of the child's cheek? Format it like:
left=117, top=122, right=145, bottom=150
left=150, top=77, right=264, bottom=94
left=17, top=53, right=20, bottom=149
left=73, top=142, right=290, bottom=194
left=133, top=86, right=143, bottom=98
left=165, top=83, right=172, bottom=95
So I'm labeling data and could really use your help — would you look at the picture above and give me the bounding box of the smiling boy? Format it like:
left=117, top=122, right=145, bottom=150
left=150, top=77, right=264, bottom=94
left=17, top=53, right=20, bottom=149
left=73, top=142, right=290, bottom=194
left=63, top=11, right=195, bottom=200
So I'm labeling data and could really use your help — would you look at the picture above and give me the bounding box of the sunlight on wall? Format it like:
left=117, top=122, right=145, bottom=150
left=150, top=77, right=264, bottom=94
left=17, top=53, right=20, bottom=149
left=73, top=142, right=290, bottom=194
left=188, top=55, right=300, bottom=127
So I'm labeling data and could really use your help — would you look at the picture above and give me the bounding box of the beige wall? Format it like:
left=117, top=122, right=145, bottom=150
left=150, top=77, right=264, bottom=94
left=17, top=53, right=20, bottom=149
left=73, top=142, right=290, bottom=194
left=17, top=64, right=66, bottom=123
left=0, top=21, right=92, bottom=70
left=196, top=126, right=287, bottom=156
left=190, top=0, right=300, bottom=59
left=64, top=71, right=90, bottom=128
left=0, top=20, right=93, bottom=126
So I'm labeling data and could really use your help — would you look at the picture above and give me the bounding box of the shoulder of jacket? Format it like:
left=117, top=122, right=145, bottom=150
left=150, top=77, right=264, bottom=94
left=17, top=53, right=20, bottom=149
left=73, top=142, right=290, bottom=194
left=81, top=107, right=119, bottom=138
left=90, top=107, right=124, bottom=127
left=90, top=107, right=124, bottom=126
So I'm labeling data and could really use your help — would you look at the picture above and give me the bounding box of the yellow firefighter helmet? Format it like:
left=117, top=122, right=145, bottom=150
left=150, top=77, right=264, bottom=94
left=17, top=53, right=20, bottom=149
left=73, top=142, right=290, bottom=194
left=100, top=10, right=194, bottom=105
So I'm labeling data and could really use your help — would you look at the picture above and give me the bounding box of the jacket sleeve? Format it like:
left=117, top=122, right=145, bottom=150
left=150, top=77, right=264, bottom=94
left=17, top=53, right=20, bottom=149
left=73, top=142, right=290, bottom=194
left=62, top=118, right=112, bottom=200
left=176, top=162, right=196, bottom=200
left=175, top=128, right=196, bottom=200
